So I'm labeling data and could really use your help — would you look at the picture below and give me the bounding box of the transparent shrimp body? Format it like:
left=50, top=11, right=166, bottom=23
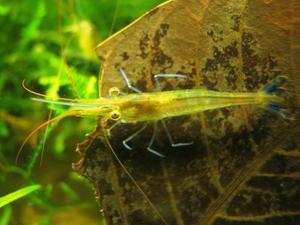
left=28, top=69, right=286, bottom=158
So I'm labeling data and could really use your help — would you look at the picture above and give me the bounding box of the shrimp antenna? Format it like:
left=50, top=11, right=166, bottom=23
left=101, top=126, right=169, bottom=225
left=22, top=79, right=78, bottom=102
left=16, top=111, right=80, bottom=164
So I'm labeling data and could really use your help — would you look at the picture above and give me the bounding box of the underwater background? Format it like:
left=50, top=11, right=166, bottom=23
left=0, top=1, right=164, bottom=224
left=1, top=0, right=300, bottom=225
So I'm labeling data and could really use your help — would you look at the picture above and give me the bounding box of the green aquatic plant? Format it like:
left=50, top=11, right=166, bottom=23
left=0, top=206, right=12, bottom=225
left=0, top=184, right=41, bottom=208
left=0, top=0, right=165, bottom=224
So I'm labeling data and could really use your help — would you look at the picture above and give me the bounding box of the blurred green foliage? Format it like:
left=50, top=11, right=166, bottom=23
left=0, top=185, right=41, bottom=208
left=0, top=0, right=164, bottom=224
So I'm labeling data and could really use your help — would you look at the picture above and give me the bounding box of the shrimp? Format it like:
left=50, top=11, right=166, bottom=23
left=19, top=68, right=289, bottom=225
left=19, top=69, right=288, bottom=158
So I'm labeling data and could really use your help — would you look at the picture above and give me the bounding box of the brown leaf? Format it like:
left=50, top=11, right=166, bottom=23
left=74, top=0, right=300, bottom=224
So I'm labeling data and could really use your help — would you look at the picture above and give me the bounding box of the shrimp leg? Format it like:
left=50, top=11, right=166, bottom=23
left=147, top=123, right=165, bottom=158
left=122, top=123, right=148, bottom=150
left=106, top=121, right=122, bottom=137
left=160, top=120, right=193, bottom=148
left=119, top=69, right=142, bottom=93
left=154, top=73, right=187, bottom=90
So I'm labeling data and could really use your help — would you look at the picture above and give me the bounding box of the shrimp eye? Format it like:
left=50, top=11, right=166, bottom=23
left=109, top=87, right=120, bottom=97
left=110, top=110, right=121, bottom=121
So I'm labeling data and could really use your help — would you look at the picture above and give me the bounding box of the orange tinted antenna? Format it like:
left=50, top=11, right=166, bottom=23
left=22, top=79, right=77, bottom=102
left=22, top=80, right=47, bottom=98
left=16, top=111, right=79, bottom=164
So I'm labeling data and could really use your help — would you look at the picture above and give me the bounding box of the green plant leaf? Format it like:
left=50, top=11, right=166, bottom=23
left=0, top=184, right=41, bottom=208
left=0, top=206, right=12, bottom=225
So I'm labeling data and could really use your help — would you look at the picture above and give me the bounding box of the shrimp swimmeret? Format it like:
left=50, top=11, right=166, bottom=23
left=19, top=69, right=287, bottom=159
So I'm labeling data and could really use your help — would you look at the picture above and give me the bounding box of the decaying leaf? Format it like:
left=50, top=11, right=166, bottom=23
left=73, top=0, right=300, bottom=224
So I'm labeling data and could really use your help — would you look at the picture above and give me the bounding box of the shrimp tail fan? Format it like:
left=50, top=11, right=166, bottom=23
left=263, top=76, right=291, bottom=119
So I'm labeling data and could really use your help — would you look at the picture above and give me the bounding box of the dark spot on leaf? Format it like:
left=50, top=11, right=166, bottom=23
left=177, top=77, right=195, bottom=89
left=207, top=30, right=214, bottom=38
left=98, top=179, right=114, bottom=195
left=160, top=23, right=169, bottom=34
left=203, top=58, right=218, bottom=72
left=207, top=27, right=224, bottom=43
left=202, top=41, right=239, bottom=89
left=247, top=176, right=300, bottom=204
left=228, top=190, right=274, bottom=216
left=151, top=48, right=173, bottom=68
left=282, top=138, right=298, bottom=152
left=150, top=24, right=173, bottom=70
left=231, top=15, right=241, bottom=32
left=224, top=41, right=238, bottom=58
left=153, top=23, right=169, bottom=46
left=121, top=52, right=129, bottom=60
left=135, top=78, right=147, bottom=92
left=214, top=215, right=300, bottom=225
left=202, top=72, right=218, bottom=90
left=99, top=160, right=109, bottom=171
left=139, top=33, right=150, bottom=59
left=250, top=114, right=273, bottom=145
left=242, top=32, right=282, bottom=90
left=260, top=155, right=300, bottom=175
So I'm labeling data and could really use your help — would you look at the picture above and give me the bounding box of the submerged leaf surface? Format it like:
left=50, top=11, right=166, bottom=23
left=74, top=0, right=300, bottom=224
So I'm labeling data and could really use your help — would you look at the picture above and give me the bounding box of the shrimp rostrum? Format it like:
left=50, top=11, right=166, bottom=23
left=19, top=69, right=288, bottom=159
